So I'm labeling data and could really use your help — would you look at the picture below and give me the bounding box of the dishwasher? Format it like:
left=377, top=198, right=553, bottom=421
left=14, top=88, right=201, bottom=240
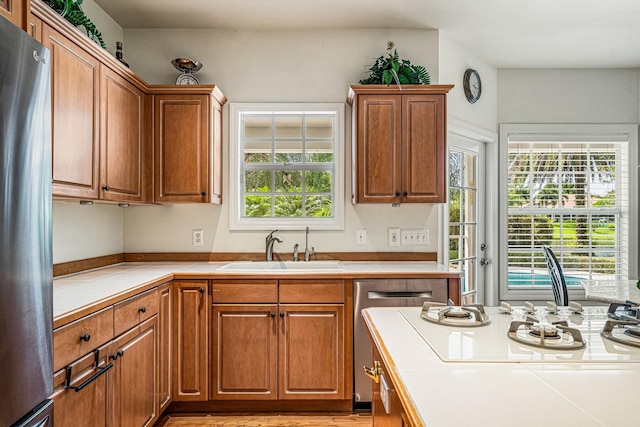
left=353, top=278, right=449, bottom=404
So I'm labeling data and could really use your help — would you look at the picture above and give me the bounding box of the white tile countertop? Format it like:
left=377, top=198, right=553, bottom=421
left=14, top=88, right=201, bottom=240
left=581, top=279, right=640, bottom=304
left=362, top=307, right=640, bottom=427
left=52, top=261, right=459, bottom=327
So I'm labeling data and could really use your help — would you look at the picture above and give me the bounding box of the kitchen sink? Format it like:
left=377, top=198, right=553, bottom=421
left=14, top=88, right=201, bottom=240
left=219, top=260, right=344, bottom=271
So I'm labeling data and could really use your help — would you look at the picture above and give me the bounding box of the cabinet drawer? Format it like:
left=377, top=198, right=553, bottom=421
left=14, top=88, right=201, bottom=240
left=114, top=288, right=159, bottom=336
left=51, top=341, right=111, bottom=427
left=211, top=280, right=277, bottom=303
left=279, top=279, right=344, bottom=303
left=54, top=307, right=114, bottom=372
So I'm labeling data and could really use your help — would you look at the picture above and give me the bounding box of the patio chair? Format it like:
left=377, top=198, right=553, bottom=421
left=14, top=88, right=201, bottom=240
left=542, top=246, right=569, bottom=306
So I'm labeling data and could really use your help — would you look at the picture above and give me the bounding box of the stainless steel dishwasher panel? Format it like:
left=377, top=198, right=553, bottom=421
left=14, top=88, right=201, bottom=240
left=353, top=278, right=448, bottom=403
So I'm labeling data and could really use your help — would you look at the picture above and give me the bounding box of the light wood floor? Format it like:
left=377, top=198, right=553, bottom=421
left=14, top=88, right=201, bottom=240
left=160, top=413, right=372, bottom=427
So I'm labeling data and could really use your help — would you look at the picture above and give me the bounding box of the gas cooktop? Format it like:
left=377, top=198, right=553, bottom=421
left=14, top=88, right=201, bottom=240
left=399, top=304, right=640, bottom=363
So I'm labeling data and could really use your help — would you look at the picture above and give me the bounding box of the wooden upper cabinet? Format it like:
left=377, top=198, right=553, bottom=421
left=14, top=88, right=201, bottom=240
left=100, top=65, right=146, bottom=202
left=0, top=0, right=26, bottom=29
left=28, top=11, right=41, bottom=41
left=348, top=85, right=453, bottom=204
left=43, top=23, right=100, bottom=199
left=152, top=86, right=226, bottom=204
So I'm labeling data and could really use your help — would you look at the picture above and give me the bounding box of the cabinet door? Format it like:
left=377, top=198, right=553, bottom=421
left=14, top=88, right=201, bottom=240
left=154, top=95, right=210, bottom=203
left=158, top=283, right=173, bottom=412
left=51, top=343, right=111, bottom=427
left=211, top=304, right=278, bottom=400
left=109, top=317, right=157, bottom=427
left=28, top=12, right=41, bottom=41
left=173, top=280, right=208, bottom=401
left=355, top=95, right=402, bottom=203
left=43, top=23, right=100, bottom=199
left=401, top=95, right=446, bottom=203
left=278, top=304, right=345, bottom=400
left=100, top=65, right=145, bottom=202
left=0, top=0, right=25, bottom=29
left=372, top=346, right=411, bottom=427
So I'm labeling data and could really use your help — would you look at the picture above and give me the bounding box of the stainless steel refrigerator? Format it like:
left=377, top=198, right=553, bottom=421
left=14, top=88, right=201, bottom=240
left=0, top=15, right=54, bottom=427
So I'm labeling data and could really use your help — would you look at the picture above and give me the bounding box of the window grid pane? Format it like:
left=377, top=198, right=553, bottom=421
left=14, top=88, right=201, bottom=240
left=241, top=112, right=336, bottom=219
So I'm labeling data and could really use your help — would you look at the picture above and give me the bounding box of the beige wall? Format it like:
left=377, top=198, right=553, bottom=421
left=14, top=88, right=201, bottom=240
left=81, top=0, right=124, bottom=56
left=498, top=68, right=640, bottom=123
left=438, top=35, right=498, bottom=132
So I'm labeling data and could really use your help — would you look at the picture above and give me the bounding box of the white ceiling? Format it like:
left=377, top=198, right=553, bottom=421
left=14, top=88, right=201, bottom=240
left=94, top=0, right=640, bottom=68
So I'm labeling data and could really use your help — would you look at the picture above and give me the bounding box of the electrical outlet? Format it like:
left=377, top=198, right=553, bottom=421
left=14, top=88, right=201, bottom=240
left=192, top=229, right=204, bottom=246
left=355, top=229, right=367, bottom=246
left=388, top=227, right=400, bottom=247
left=401, top=229, right=429, bottom=246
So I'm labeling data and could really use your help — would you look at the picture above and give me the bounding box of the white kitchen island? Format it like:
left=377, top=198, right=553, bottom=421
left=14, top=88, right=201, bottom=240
left=362, top=306, right=640, bottom=427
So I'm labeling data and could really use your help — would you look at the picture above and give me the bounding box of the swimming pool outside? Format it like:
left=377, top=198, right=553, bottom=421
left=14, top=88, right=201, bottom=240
left=508, top=272, right=584, bottom=287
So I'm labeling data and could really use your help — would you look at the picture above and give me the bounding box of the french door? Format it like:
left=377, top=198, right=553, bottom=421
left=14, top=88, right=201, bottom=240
left=448, top=133, right=487, bottom=304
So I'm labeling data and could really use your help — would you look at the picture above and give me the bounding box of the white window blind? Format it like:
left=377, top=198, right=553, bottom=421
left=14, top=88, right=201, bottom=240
left=506, top=137, right=629, bottom=289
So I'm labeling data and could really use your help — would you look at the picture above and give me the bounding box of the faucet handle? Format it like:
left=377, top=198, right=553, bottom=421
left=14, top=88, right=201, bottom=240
left=293, top=244, right=299, bottom=262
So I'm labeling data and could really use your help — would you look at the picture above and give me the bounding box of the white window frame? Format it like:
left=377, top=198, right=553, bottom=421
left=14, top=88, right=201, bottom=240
left=499, top=124, right=638, bottom=302
left=229, top=103, right=345, bottom=231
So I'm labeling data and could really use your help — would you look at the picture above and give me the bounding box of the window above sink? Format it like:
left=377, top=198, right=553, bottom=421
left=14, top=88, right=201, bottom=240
left=229, top=103, right=345, bottom=231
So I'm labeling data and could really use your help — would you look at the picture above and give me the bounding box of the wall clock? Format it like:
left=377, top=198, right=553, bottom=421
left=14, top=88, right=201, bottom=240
left=463, top=68, right=481, bottom=104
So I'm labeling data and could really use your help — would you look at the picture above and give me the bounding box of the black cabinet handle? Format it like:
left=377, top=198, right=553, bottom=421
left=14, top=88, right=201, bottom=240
left=201, top=192, right=206, bottom=197
left=270, top=312, right=276, bottom=318
left=199, top=287, right=205, bottom=294
left=66, top=363, right=113, bottom=393
left=139, top=306, right=146, bottom=313
left=395, top=191, right=401, bottom=197
left=102, top=185, right=110, bottom=191
left=279, top=312, right=284, bottom=318
left=403, top=191, right=408, bottom=197
left=79, top=333, right=91, bottom=342
left=109, top=350, right=124, bottom=361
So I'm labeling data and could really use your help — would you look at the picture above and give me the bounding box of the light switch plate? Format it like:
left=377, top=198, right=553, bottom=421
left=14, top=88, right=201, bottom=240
left=388, top=227, right=400, bottom=247
left=355, top=229, right=367, bottom=245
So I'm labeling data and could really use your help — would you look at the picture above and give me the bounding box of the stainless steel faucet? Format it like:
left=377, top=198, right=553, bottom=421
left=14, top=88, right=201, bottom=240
left=265, top=230, right=282, bottom=261
left=304, top=226, right=315, bottom=261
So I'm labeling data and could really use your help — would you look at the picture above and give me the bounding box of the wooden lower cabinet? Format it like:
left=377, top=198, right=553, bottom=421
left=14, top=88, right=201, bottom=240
left=173, top=280, right=209, bottom=401
left=212, top=304, right=278, bottom=399
left=51, top=317, right=158, bottom=427
left=109, top=317, right=158, bottom=427
left=211, top=279, right=347, bottom=403
left=158, top=283, right=173, bottom=412
left=371, top=343, right=411, bottom=427
left=51, top=342, right=111, bottom=427
left=279, top=304, right=345, bottom=400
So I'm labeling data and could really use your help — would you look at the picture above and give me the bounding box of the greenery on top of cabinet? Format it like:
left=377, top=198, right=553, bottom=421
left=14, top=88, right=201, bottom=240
left=43, top=0, right=106, bottom=49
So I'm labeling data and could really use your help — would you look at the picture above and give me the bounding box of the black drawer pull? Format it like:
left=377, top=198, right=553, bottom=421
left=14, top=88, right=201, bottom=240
left=139, top=306, right=146, bottom=313
left=199, top=287, right=205, bottom=294
left=279, top=312, right=285, bottom=318
left=270, top=312, right=276, bottom=318
left=79, top=333, right=91, bottom=342
left=65, top=363, right=113, bottom=393
left=102, top=185, right=110, bottom=191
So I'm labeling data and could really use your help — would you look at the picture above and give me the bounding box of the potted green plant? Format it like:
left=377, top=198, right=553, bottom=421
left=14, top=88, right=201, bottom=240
left=43, top=0, right=106, bottom=49
left=359, top=41, right=431, bottom=87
